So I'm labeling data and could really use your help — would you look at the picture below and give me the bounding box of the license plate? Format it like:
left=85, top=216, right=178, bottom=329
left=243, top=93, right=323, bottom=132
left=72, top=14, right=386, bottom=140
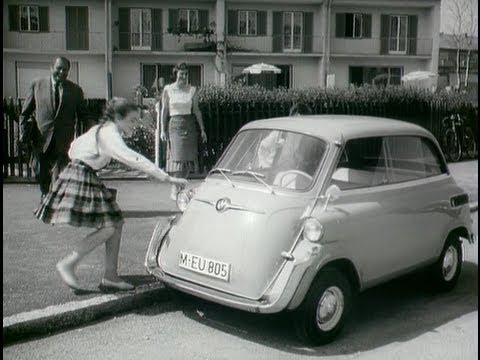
left=179, top=252, right=230, bottom=282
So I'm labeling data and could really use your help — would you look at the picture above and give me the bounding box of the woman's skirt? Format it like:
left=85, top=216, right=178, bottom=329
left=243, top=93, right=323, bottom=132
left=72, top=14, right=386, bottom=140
left=34, top=160, right=124, bottom=228
left=166, top=114, right=199, bottom=174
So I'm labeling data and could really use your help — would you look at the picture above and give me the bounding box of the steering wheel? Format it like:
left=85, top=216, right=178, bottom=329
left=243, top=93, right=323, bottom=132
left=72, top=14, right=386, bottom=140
left=276, top=170, right=313, bottom=189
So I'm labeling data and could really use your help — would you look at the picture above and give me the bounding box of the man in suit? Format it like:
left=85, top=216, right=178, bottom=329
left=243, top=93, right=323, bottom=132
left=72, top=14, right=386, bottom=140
left=19, top=56, right=86, bottom=199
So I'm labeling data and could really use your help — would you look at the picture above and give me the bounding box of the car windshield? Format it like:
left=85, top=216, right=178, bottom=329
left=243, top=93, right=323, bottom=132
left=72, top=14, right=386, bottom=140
left=213, top=129, right=327, bottom=191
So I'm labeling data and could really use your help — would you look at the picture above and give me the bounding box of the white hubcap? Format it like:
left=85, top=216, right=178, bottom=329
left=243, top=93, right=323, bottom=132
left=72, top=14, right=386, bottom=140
left=316, top=286, right=344, bottom=331
left=442, top=245, right=458, bottom=281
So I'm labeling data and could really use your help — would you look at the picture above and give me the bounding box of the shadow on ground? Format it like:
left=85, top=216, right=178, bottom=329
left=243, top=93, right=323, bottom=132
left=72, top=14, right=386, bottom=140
left=135, top=262, right=478, bottom=356
left=122, top=210, right=179, bottom=218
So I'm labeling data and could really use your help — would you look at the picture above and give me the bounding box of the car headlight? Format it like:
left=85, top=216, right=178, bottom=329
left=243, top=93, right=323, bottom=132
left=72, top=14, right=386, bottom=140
left=176, top=191, right=191, bottom=212
left=176, top=189, right=196, bottom=212
left=302, top=217, right=324, bottom=242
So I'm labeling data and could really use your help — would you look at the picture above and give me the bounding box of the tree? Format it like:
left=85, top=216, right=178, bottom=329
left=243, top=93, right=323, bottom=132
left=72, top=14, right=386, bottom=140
left=446, top=0, right=478, bottom=90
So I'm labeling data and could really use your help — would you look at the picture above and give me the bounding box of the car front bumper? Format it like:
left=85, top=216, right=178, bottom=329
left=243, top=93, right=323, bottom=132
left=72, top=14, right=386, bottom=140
left=145, top=217, right=321, bottom=314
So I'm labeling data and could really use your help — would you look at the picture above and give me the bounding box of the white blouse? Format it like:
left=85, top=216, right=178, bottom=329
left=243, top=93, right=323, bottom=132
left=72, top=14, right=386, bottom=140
left=68, top=121, right=168, bottom=179
left=165, top=84, right=196, bottom=116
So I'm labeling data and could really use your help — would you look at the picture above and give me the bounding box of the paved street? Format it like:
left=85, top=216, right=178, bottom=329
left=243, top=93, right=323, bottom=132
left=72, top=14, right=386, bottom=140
left=3, top=160, right=478, bottom=359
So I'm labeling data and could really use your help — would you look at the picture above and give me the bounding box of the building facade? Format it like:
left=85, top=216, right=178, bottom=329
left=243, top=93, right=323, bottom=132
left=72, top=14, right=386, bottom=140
left=3, top=0, right=441, bottom=100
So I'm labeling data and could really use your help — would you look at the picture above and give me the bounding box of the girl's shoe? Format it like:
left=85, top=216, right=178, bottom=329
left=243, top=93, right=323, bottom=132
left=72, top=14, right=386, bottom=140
left=99, top=278, right=135, bottom=292
left=56, top=255, right=82, bottom=290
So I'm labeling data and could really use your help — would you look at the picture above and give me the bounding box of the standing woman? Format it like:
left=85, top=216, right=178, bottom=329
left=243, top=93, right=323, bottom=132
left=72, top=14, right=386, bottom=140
left=35, top=98, right=187, bottom=291
left=160, top=62, right=207, bottom=200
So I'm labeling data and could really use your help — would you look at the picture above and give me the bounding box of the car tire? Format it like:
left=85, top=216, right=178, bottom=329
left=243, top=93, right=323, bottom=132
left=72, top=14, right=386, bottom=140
left=444, top=130, right=461, bottom=162
left=293, top=268, right=353, bottom=345
left=430, top=235, right=463, bottom=292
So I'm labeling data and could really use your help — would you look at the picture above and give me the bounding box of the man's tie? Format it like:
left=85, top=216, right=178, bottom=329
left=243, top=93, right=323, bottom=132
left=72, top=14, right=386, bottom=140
left=54, top=82, right=60, bottom=111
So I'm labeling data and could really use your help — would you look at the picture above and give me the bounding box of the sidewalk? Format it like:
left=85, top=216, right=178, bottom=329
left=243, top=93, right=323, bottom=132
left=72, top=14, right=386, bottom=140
left=3, top=161, right=478, bottom=343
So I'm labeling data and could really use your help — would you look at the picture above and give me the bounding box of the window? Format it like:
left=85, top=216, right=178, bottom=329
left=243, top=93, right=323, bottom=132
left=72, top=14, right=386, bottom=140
left=20, top=5, right=39, bottom=32
left=349, top=66, right=403, bottom=86
left=330, top=137, right=387, bottom=190
left=216, top=129, right=327, bottom=191
left=386, top=136, right=446, bottom=182
left=283, top=12, right=302, bottom=51
left=66, top=7, right=89, bottom=50
left=178, top=9, right=199, bottom=33
left=131, top=8, right=151, bottom=50
left=238, top=10, right=257, bottom=35
left=142, top=64, right=202, bottom=98
left=389, top=15, right=408, bottom=53
left=346, top=13, right=363, bottom=38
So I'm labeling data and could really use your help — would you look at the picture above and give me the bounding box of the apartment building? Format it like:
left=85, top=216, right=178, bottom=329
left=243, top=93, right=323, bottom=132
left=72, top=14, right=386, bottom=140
left=3, top=0, right=441, bottom=100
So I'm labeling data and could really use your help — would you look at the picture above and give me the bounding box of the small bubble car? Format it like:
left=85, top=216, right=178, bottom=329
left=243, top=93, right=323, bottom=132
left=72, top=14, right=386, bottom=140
left=146, top=115, right=475, bottom=345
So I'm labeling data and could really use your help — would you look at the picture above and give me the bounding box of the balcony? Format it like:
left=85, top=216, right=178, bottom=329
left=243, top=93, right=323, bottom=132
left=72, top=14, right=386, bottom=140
left=116, top=32, right=217, bottom=53
left=331, top=37, right=433, bottom=57
left=3, top=31, right=105, bottom=53
left=227, top=35, right=323, bottom=55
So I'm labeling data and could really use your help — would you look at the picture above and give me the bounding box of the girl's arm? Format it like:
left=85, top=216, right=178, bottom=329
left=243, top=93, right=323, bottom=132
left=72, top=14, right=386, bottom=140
left=192, top=89, right=207, bottom=143
left=160, top=88, right=169, bottom=141
left=98, top=124, right=186, bottom=185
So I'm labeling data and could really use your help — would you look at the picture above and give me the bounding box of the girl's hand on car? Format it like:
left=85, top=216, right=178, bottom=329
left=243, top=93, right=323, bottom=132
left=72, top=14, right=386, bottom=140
left=169, top=176, right=188, bottom=187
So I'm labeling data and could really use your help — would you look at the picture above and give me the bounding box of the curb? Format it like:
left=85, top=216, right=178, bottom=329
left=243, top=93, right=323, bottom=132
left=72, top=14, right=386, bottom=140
left=3, top=282, right=167, bottom=346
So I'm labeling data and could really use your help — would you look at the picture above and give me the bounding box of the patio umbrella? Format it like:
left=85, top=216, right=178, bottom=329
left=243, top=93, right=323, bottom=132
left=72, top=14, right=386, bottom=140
left=242, top=63, right=282, bottom=74
left=401, top=71, right=437, bottom=82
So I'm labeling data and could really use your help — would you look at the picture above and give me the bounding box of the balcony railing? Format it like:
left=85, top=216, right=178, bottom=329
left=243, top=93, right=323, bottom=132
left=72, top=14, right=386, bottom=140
left=226, top=35, right=323, bottom=54
left=331, top=37, right=433, bottom=56
left=117, top=32, right=217, bottom=52
left=4, top=31, right=105, bottom=52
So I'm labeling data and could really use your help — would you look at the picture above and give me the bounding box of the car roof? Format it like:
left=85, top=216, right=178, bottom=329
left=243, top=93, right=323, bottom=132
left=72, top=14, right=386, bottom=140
left=241, top=115, right=435, bottom=142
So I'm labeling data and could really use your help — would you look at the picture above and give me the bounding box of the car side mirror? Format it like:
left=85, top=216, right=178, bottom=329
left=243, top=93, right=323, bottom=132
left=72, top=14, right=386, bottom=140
left=321, top=184, right=341, bottom=212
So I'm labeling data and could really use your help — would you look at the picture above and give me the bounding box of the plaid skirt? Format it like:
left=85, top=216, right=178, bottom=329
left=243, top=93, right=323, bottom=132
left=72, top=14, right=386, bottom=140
left=35, top=160, right=124, bottom=228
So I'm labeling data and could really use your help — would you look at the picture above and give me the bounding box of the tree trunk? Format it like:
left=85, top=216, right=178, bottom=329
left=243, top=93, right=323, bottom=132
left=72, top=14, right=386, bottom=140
left=456, top=47, right=461, bottom=90
left=464, top=49, right=471, bottom=88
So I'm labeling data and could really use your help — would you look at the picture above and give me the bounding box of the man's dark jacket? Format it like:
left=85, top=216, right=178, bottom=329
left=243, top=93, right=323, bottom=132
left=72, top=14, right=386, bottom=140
left=19, top=77, right=86, bottom=155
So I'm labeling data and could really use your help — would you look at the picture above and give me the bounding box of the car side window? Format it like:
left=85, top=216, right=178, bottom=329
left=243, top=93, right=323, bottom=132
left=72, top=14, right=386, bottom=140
left=330, top=137, right=387, bottom=190
left=385, top=136, right=446, bottom=183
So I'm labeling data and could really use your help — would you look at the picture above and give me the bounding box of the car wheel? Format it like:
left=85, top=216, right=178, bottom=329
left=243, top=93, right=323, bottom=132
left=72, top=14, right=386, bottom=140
left=444, top=130, right=461, bottom=162
left=431, top=235, right=463, bottom=292
left=293, top=268, right=353, bottom=345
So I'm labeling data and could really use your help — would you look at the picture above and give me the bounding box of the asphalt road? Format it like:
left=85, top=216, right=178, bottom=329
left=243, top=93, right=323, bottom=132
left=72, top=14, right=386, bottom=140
left=3, top=213, right=477, bottom=360
left=3, top=192, right=478, bottom=359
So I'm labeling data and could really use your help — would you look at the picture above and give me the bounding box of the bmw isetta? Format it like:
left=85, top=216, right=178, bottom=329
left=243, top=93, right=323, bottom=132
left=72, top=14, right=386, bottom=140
left=145, top=115, right=475, bottom=344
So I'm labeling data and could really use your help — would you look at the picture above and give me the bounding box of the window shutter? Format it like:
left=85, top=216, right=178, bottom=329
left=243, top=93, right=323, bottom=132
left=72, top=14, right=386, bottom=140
left=380, top=14, right=389, bottom=54
left=257, top=11, right=267, bottom=36
left=303, top=12, right=313, bottom=53
left=408, top=15, right=418, bottom=55
left=39, top=7, right=49, bottom=32
left=142, top=64, right=157, bottom=98
left=335, top=13, right=345, bottom=37
left=227, top=10, right=238, bottom=35
left=168, top=9, right=178, bottom=31
left=199, top=10, right=209, bottom=31
left=119, top=8, right=131, bottom=50
left=9, top=5, right=19, bottom=31
left=152, top=9, right=163, bottom=50
left=272, top=12, right=283, bottom=52
left=362, top=14, right=371, bottom=38
left=78, top=7, right=89, bottom=49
